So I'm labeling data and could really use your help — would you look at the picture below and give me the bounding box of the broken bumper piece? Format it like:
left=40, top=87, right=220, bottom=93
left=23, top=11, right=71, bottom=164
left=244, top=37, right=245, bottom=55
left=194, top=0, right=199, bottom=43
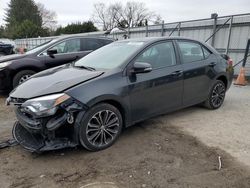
left=11, top=97, right=86, bottom=152
left=13, top=121, right=78, bottom=152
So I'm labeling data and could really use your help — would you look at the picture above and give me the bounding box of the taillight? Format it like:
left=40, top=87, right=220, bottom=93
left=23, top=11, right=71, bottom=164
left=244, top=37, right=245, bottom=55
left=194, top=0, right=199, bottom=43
left=220, top=54, right=233, bottom=66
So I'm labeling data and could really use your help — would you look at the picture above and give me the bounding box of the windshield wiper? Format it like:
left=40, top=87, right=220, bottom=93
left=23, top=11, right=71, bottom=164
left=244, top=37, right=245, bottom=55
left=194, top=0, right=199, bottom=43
left=75, top=65, right=96, bottom=71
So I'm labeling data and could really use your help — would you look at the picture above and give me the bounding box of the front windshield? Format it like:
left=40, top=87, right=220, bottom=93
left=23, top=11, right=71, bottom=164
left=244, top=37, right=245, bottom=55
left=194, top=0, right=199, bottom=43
left=26, top=39, right=58, bottom=54
left=74, top=41, right=145, bottom=69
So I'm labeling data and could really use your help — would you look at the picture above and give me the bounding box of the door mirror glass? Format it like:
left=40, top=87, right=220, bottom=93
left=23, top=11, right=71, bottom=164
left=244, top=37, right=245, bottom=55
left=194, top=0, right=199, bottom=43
left=47, top=49, right=57, bottom=57
left=132, top=62, right=152, bottom=74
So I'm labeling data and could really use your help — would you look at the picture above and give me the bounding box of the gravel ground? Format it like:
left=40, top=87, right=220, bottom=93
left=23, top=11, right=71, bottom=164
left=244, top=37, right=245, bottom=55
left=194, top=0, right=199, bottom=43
left=0, top=84, right=250, bottom=188
left=166, top=85, right=250, bottom=167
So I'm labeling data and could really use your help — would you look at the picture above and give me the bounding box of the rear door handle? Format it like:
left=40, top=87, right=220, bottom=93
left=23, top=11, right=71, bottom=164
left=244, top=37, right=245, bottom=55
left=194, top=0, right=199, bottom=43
left=209, top=62, right=217, bottom=67
left=171, top=70, right=183, bottom=76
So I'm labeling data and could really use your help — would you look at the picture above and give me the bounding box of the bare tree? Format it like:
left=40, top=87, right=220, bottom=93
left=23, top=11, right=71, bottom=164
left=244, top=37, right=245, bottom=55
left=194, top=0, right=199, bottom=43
left=92, top=1, right=161, bottom=31
left=123, top=2, right=150, bottom=27
left=37, top=2, right=57, bottom=31
left=92, top=3, right=107, bottom=30
left=109, top=3, right=123, bottom=28
left=153, top=15, right=163, bottom=25
left=92, top=2, right=123, bottom=31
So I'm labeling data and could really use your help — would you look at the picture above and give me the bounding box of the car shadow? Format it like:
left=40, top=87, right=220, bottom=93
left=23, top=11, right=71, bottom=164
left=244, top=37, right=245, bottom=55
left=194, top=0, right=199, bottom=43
left=28, top=105, right=205, bottom=159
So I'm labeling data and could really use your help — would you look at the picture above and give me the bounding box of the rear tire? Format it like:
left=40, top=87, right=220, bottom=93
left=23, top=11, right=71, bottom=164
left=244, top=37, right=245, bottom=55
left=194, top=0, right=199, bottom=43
left=79, top=103, right=123, bottom=151
left=13, top=70, right=36, bottom=88
left=204, top=80, right=226, bottom=109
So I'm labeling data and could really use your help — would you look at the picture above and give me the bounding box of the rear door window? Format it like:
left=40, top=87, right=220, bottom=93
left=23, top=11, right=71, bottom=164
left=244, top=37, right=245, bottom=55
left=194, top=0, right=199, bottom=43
left=82, top=38, right=103, bottom=51
left=177, top=41, right=204, bottom=63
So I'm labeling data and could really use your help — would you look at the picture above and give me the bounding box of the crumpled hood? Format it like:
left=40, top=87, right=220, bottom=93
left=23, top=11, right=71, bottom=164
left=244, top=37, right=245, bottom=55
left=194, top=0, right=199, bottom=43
left=10, top=64, right=104, bottom=99
left=0, top=54, right=27, bottom=63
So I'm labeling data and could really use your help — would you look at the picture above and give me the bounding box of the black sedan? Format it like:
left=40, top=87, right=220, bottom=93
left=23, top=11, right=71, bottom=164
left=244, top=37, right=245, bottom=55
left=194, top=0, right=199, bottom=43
left=0, top=35, right=113, bottom=91
left=7, top=37, right=234, bottom=152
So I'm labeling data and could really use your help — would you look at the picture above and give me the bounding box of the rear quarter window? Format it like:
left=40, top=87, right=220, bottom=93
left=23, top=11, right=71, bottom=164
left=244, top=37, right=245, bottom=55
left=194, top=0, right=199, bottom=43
left=202, top=46, right=212, bottom=58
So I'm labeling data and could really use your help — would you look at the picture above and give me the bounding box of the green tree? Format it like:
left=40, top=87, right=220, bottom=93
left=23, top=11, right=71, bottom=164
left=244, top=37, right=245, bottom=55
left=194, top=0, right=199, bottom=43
left=0, top=26, right=6, bottom=38
left=55, top=21, right=98, bottom=35
left=13, top=20, right=49, bottom=39
left=4, top=0, right=43, bottom=38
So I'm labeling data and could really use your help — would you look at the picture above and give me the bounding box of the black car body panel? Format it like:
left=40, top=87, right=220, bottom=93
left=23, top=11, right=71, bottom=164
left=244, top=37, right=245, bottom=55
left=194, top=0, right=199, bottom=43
left=0, top=54, right=27, bottom=63
left=10, top=64, right=104, bottom=99
left=8, top=37, right=234, bottom=152
left=0, top=36, right=113, bottom=91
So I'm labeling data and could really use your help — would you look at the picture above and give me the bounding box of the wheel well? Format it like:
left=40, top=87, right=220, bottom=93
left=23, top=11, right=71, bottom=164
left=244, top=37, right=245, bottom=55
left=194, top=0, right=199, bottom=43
left=217, top=75, right=228, bottom=88
left=95, top=100, right=126, bottom=127
left=15, top=67, right=39, bottom=74
left=11, top=68, right=39, bottom=88
left=12, top=68, right=38, bottom=81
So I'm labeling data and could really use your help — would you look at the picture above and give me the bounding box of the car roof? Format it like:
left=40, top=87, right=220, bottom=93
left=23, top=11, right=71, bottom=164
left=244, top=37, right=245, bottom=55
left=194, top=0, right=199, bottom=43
left=56, top=34, right=114, bottom=41
left=117, top=36, right=202, bottom=43
left=115, top=36, right=218, bottom=54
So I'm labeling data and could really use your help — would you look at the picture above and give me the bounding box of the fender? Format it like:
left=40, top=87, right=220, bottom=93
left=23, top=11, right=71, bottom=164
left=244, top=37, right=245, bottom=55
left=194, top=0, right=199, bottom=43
left=86, top=94, right=131, bottom=127
left=11, top=57, right=45, bottom=70
left=8, top=57, right=45, bottom=79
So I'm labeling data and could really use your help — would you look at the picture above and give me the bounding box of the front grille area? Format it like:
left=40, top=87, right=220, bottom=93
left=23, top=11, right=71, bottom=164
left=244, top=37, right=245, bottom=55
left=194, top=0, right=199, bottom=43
left=13, top=122, right=44, bottom=151
left=10, top=97, right=82, bottom=152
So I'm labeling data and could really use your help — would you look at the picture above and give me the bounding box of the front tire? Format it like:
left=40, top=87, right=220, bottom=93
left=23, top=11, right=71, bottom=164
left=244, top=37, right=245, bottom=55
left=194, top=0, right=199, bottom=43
left=79, top=103, right=123, bottom=151
left=204, top=80, right=226, bottom=109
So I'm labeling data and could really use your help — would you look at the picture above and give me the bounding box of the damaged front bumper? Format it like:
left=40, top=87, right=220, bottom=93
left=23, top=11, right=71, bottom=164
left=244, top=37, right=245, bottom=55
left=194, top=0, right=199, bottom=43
left=8, top=96, right=87, bottom=152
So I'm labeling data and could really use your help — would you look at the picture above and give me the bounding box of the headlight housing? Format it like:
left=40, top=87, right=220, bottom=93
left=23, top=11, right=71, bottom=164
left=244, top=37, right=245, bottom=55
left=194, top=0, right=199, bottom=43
left=0, top=61, right=12, bottom=68
left=22, top=93, right=70, bottom=117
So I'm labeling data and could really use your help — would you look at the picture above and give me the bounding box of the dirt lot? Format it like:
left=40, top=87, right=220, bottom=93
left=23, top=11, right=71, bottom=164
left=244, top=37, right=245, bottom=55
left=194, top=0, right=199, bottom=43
left=0, top=85, right=250, bottom=188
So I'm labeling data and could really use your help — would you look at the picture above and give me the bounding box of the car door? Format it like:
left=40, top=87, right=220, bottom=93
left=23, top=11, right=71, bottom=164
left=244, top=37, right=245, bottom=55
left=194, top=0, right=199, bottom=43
left=176, top=40, right=216, bottom=106
left=128, top=41, right=183, bottom=123
left=44, top=38, right=88, bottom=68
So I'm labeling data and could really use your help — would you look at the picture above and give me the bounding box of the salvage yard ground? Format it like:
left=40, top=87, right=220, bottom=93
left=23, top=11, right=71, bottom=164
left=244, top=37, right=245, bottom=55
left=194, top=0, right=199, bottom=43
left=0, top=85, right=250, bottom=188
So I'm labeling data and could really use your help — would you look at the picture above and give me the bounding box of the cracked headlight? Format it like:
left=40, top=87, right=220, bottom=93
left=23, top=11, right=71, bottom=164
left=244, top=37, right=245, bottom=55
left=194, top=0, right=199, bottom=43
left=0, top=61, right=12, bottom=68
left=22, top=93, right=70, bottom=117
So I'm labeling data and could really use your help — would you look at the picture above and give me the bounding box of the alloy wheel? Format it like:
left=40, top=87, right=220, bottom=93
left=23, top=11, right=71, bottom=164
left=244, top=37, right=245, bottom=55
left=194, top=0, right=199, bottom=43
left=86, top=110, right=120, bottom=147
left=211, top=82, right=225, bottom=108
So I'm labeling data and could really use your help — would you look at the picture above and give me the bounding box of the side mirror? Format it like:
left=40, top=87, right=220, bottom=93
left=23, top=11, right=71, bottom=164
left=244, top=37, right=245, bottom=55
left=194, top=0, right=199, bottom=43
left=47, top=49, right=57, bottom=58
left=131, top=62, right=152, bottom=74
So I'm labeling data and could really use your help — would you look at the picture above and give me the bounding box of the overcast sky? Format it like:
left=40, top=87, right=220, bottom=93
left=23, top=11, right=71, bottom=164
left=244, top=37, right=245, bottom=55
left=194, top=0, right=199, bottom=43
left=0, top=0, right=249, bottom=27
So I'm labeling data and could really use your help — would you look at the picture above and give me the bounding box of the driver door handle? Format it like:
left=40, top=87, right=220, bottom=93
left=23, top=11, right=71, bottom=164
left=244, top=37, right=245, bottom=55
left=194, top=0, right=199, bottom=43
left=171, top=70, right=183, bottom=77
